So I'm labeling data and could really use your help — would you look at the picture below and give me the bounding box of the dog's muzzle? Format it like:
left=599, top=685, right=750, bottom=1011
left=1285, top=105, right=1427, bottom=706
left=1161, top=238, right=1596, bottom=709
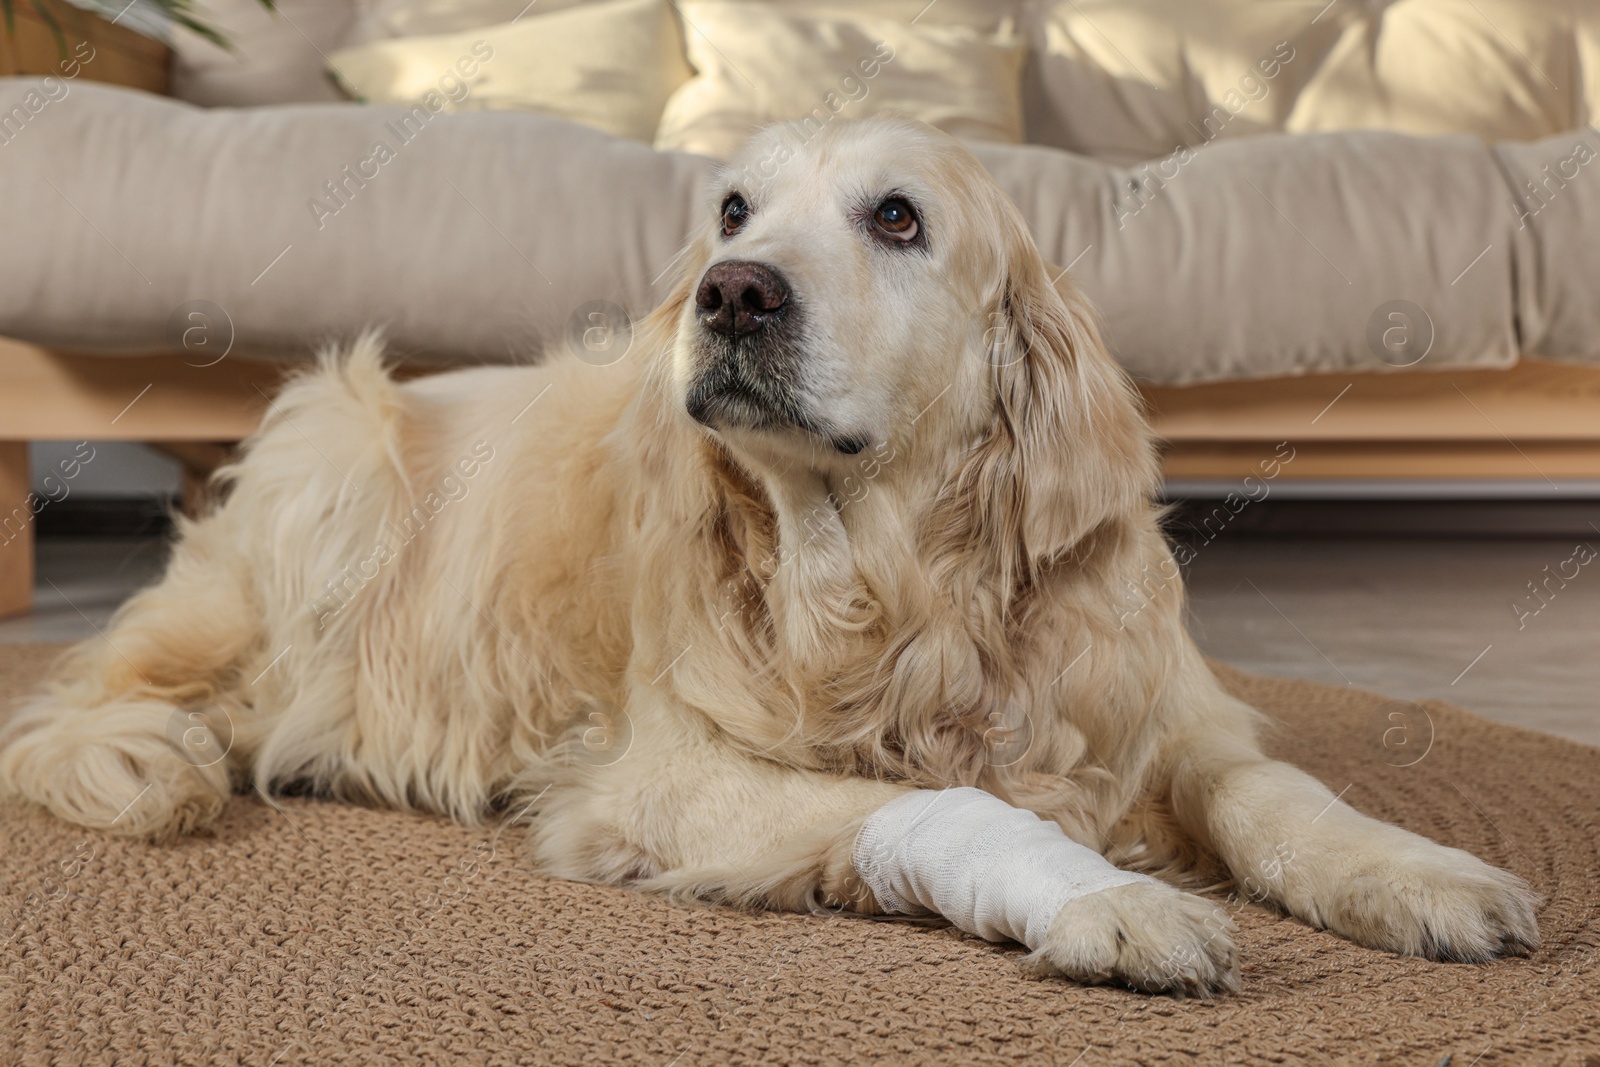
left=683, top=261, right=866, bottom=456
left=686, top=259, right=803, bottom=431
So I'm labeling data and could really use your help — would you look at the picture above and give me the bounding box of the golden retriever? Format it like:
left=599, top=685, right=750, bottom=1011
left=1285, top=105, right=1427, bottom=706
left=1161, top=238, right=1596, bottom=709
left=0, top=118, right=1537, bottom=995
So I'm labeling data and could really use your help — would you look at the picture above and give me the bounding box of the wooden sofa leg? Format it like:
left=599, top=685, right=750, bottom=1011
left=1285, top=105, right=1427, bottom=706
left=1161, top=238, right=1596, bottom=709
left=0, top=442, right=34, bottom=619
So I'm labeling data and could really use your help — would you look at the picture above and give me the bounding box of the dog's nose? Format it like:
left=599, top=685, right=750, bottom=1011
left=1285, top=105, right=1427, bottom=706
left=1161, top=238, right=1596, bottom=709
left=696, top=261, right=790, bottom=339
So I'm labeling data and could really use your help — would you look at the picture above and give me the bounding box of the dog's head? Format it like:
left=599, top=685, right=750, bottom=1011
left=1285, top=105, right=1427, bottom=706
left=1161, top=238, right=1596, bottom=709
left=658, top=116, right=1157, bottom=566
left=670, top=118, right=1007, bottom=461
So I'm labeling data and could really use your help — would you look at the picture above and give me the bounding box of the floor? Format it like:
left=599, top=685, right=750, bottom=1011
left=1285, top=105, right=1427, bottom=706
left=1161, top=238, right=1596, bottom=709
left=1183, top=537, right=1600, bottom=746
left=0, top=537, right=172, bottom=644
left=2, top=533, right=1597, bottom=746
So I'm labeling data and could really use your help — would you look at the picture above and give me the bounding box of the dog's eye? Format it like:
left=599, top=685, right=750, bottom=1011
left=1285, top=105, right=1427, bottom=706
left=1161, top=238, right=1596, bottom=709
left=873, top=198, right=918, bottom=241
left=721, top=194, right=750, bottom=238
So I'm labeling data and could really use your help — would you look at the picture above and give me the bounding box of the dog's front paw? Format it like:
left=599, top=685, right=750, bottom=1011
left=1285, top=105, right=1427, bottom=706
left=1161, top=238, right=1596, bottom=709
left=1317, top=842, right=1540, bottom=962
left=1025, top=880, right=1240, bottom=997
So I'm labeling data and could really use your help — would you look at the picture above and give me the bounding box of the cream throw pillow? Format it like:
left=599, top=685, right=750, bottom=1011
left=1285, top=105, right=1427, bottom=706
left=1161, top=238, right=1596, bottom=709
left=347, top=0, right=601, bottom=45
left=1025, top=0, right=1594, bottom=164
left=655, top=2, right=1026, bottom=160
left=327, top=0, right=693, bottom=142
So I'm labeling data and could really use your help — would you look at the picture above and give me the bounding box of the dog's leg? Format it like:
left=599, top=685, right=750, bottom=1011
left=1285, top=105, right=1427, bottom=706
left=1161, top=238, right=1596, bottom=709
left=0, top=516, right=258, bottom=840
left=531, top=688, right=1238, bottom=995
left=1167, top=690, right=1540, bottom=961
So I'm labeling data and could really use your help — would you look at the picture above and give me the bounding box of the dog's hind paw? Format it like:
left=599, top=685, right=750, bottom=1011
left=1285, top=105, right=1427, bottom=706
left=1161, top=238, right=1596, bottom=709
left=0, top=696, right=231, bottom=842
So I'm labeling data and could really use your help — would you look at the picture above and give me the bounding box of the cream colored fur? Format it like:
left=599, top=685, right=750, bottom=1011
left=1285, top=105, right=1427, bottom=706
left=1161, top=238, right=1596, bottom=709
left=0, top=119, right=1537, bottom=995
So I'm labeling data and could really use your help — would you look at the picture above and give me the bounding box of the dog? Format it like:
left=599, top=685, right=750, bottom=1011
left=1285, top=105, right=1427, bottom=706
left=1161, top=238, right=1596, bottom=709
left=0, top=118, right=1537, bottom=995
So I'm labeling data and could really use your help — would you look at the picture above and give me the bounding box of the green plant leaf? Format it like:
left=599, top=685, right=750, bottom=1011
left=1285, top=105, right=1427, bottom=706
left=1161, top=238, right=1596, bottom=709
left=1, top=0, right=278, bottom=56
left=36, top=0, right=64, bottom=51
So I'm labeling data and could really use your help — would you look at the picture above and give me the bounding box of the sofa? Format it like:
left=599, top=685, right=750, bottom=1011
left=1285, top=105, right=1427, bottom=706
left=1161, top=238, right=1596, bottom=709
left=2, top=0, right=1599, bottom=614
left=8, top=0, right=1600, bottom=383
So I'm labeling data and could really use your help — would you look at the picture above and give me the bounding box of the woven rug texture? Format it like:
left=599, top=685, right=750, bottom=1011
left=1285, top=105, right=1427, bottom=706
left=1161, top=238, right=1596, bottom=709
left=1, top=643, right=1597, bottom=1066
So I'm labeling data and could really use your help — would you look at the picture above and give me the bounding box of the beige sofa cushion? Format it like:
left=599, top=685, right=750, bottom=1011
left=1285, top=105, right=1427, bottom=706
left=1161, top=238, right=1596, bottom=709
left=0, top=79, right=711, bottom=364
left=7, top=81, right=1597, bottom=383
left=1025, top=0, right=1600, bottom=164
left=655, top=1, right=1026, bottom=160
left=326, top=0, right=692, bottom=142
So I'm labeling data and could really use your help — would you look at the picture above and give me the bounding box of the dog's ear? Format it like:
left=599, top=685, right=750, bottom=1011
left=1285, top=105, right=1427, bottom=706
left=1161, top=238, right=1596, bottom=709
left=934, top=213, right=1160, bottom=590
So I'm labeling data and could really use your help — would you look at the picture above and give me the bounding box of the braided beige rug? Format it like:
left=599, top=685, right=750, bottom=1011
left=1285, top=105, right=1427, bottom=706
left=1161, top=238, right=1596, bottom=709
left=2, top=642, right=1596, bottom=1066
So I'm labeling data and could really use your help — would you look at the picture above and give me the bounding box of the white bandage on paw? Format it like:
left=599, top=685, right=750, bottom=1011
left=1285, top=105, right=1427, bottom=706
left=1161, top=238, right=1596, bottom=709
left=852, top=787, right=1151, bottom=950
